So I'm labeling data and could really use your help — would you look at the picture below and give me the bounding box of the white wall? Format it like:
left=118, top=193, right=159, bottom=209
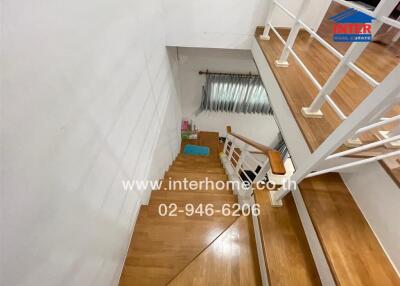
left=177, top=47, right=280, bottom=147
left=145, top=48, right=182, bottom=204
left=0, top=1, right=181, bottom=285
left=341, top=164, right=400, bottom=274
left=164, top=0, right=331, bottom=49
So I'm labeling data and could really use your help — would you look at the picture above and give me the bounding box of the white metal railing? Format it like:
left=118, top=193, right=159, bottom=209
left=222, top=134, right=271, bottom=188
left=221, top=128, right=288, bottom=197
left=262, top=0, right=399, bottom=118
left=270, top=65, right=400, bottom=205
left=259, top=0, right=400, bottom=205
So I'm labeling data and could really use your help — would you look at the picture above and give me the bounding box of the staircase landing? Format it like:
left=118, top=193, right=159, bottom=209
left=254, top=188, right=321, bottom=285
left=299, top=173, right=399, bottom=285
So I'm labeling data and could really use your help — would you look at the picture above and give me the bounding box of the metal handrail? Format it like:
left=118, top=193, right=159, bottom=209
left=263, top=0, right=398, bottom=121
left=260, top=0, right=400, bottom=205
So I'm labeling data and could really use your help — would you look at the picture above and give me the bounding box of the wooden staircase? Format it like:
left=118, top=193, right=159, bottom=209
left=119, top=128, right=400, bottom=286
left=251, top=8, right=400, bottom=285
left=119, top=147, right=261, bottom=285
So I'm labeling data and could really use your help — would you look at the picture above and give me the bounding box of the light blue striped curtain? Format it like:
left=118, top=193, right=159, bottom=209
left=275, top=133, right=289, bottom=160
left=200, top=74, right=272, bottom=115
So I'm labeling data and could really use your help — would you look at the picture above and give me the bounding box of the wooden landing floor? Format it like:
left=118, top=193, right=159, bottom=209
left=255, top=23, right=400, bottom=185
left=299, top=173, right=400, bottom=286
left=168, top=216, right=262, bottom=286
left=254, top=189, right=321, bottom=286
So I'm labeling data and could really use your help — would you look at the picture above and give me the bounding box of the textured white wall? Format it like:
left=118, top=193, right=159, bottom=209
left=177, top=47, right=280, bottom=147
left=0, top=1, right=181, bottom=285
left=341, top=163, right=400, bottom=275
left=163, top=0, right=331, bottom=49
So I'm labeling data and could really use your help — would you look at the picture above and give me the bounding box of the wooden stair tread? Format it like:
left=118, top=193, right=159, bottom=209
left=174, top=159, right=221, bottom=165
left=149, top=190, right=237, bottom=206
left=161, top=172, right=231, bottom=191
left=164, top=171, right=228, bottom=181
left=254, top=189, right=321, bottom=286
left=169, top=166, right=226, bottom=174
left=173, top=161, right=222, bottom=168
left=176, top=155, right=220, bottom=161
left=160, top=183, right=232, bottom=192
left=255, top=26, right=400, bottom=186
left=177, top=153, right=219, bottom=159
left=169, top=216, right=262, bottom=286
left=299, top=173, right=400, bottom=286
left=159, top=188, right=233, bottom=194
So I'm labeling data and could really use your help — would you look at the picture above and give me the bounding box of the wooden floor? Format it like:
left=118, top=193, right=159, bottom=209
left=119, top=135, right=262, bottom=285
left=299, top=173, right=400, bottom=286
left=254, top=189, right=321, bottom=285
left=169, top=216, right=262, bottom=286
left=317, top=3, right=400, bottom=57
left=255, top=21, right=400, bottom=185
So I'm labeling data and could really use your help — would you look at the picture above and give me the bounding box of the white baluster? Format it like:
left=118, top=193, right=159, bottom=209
left=302, top=0, right=400, bottom=118
left=261, top=0, right=276, bottom=40
left=275, top=0, right=311, bottom=67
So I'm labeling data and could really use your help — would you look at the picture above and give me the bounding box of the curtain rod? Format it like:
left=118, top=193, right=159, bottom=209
left=199, top=70, right=260, bottom=77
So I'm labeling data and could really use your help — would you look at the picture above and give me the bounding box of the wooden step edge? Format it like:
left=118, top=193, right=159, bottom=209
left=164, top=172, right=228, bottom=180
left=175, top=157, right=220, bottom=161
left=149, top=190, right=236, bottom=200
left=254, top=189, right=322, bottom=286
left=160, top=183, right=232, bottom=192
left=169, top=166, right=226, bottom=172
left=158, top=184, right=233, bottom=193
left=173, top=159, right=222, bottom=163
left=173, top=159, right=222, bottom=164
left=299, top=173, right=400, bottom=286
left=168, top=169, right=226, bottom=175
left=172, top=163, right=223, bottom=169
left=159, top=190, right=233, bottom=195
left=176, top=155, right=221, bottom=160
left=173, top=160, right=222, bottom=166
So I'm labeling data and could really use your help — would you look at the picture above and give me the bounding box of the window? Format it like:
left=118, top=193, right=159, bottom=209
left=199, top=73, right=272, bottom=115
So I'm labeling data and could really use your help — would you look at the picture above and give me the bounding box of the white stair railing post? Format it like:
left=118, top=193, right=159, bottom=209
left=228, top=137, right=236, bottom=161
left=223, top=134, right=230, bottom=155
left=275, top=0, right=311, bottom=67
left=270, top=65, right=400, bottom=206
left=261, top=0, right=276, bottom=40
left=302, top=0, right=399, bottom=118
left=235, top=144, right=250, bottom=174
left=253, top=159, right=271, bottom=183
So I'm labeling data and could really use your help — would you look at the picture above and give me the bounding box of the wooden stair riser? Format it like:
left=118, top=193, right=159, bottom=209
left=169, top=166, right=226, bottom=174
left=173, top=161, right=222, bottom=168
left=149, top=193, right=238, bottom=213
left=176, top=154, right=221, bottom=160
left=164, top=171, right=228, bottom=181
left=160, top=181, right=232, bottom=192
left=174, top=158, right=221, bottom=164
left=160, top=184, right=232, bottom=192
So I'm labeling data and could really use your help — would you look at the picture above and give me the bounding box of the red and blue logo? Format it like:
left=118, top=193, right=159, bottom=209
left=330, top=8, right=375, bottom=42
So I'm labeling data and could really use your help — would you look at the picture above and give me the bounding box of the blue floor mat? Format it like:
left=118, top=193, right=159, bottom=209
left=183, top=144, right=210, bottom=156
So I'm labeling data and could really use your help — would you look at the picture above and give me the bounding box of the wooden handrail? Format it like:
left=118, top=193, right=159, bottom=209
left=226, top=126, right=286, bottom=175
